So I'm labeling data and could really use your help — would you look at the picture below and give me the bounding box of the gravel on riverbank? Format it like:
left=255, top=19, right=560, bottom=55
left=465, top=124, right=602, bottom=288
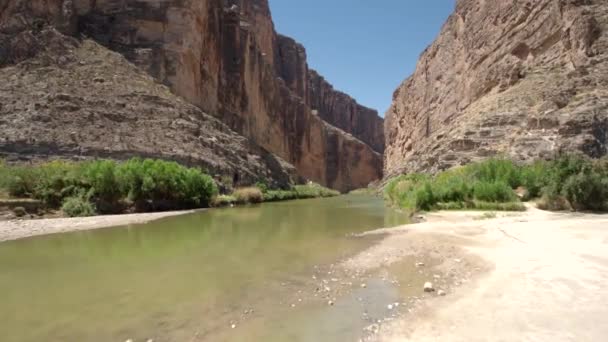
left=0, top=210, right=196, bottom=242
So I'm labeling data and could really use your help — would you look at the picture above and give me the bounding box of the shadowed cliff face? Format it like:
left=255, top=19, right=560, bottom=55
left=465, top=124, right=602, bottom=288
left=385, top=0, right=607, bottom=178
left=0, top=0, right=384, bottom=192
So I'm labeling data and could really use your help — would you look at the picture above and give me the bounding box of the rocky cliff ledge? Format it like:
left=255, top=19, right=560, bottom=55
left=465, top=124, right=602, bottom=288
left=385, top=0, right=607, bottom=178
left=0, top=0, right=384, bottom=192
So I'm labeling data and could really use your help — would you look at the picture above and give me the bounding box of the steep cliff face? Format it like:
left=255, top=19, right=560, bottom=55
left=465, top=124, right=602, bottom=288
left=0, top=29, right=299, bottom=188
left=385, top=0, right=608, bottom=177
left=0, top=0, right=384, bottom=191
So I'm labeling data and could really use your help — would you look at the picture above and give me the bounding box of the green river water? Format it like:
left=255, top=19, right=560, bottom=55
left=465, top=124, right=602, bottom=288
left=0, top=195, right=411, bottom=342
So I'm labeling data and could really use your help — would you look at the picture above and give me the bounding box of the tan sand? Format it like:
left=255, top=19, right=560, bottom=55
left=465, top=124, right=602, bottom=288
left=349, top=208, right=608, bottom=342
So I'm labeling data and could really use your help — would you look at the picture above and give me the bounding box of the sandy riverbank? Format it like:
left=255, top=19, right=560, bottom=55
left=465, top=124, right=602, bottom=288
left=345, top=208, right=608, bottom=341
left=0, top=210, right=196, bottom=242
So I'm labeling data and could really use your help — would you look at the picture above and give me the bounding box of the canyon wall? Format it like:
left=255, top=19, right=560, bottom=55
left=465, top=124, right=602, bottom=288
left=0, top=0, right=384, bottom=191
left=0, top=29, right=299, bottom=189
left=385, top=0, right=607, bottom=178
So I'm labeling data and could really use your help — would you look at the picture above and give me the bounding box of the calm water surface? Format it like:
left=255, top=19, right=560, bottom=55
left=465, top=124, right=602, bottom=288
left=0, top=195, right=409, bottom=342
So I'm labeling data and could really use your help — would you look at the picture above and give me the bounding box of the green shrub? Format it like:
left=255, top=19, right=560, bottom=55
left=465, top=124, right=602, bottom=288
left=520, top=161, right=550, bottom=200
left=61, top=194, right=97, bottom=217
left=384, top=174, right=430, bottom=211
left=295, top=183, right=340, bottom=199
left=234, top=187, right=264, bottom=204
left=385, top=155, right=608, bottom=214
left=261, top=183, right=338, bottom=203
left=255, top=181, right=270, bottom=194
left=5, top=166, right=40, bottom=198
left=537, top=194, right=572, bottom=211
left=263, top=190, right=298, bottom=202
left=561, top=172, right=608, bottom=211
left=31, top=161, right=81, bottom=206
left=472, top=181, right=518, bottom=202
left=83, top=160, right=121, bottom=203
left=414, top=182, right=435, bottom=211
left=436, top=201, right=525, bottom=212
left=211, top=195, right=237, bottom=207
left=466, top=157, right=522, bottom=188
left=116, top=158, right=217, bottom=209
left=0, top=158, right=218, bottom=213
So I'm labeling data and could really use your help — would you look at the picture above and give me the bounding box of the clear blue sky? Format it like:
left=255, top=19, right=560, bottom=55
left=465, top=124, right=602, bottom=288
left=269, top=1, right=455, bottom=116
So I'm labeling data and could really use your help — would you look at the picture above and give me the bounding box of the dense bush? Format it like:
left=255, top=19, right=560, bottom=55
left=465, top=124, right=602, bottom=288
left=0, top=158, right=218, bottom=214
left=234, top=187, right=264, bottom=204
left=385, top=155, right=608, bottom=214
left=211, top=195, right=237, bottom=207
left=294, top=183, right=340, bottom=199
left=117, top=158, right=217, bottom=209
left=262, top=183, right=340, bottom=202
left=61, top=194, right=97, bottom=217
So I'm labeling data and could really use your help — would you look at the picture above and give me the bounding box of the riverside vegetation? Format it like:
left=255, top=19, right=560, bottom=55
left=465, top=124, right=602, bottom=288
left=0, top=158, right=338, bottom=218
left=385, top=155, right=608, bottom=214
left=212, top=183, right=340, bottom=207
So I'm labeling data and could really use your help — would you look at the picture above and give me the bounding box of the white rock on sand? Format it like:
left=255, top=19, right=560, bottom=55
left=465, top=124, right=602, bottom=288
left=423, top=282, right=435, bottom=292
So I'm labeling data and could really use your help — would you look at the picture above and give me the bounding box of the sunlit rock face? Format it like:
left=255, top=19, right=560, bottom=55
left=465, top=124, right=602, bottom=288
left=385, top=0, right=607, bottom=178
left=0, top=0, right=384, bottom=191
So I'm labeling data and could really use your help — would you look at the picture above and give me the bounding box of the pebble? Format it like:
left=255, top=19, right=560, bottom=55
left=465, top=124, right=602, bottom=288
left=387, top=304, right=394, bottom=310
left=364, top=323, right=380, bottom=334
left=361, top=283, right=367, bottom=288
left=433, top=274, right=441, bottom=279
left=231, top=324, right=237, bottom=329
left=328, top=300, right=335, bottom=306
left=438, top=290, right=447, bottom=296
left=424, top=282, right=435, bottom=292
left=416, top=262, right=425, bottom=267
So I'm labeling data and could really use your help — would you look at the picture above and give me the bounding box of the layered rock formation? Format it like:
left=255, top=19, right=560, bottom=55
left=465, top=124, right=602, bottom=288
left=0, top=0, right=384, bottom=191
left=0, top=29, right=298, bottom=188
left=385, top=0, right=608, bottom=177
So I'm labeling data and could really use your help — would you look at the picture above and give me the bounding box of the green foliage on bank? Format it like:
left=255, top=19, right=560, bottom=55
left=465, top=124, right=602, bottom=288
left=211, top=183, right=340, bottom=207
left=385, top=155, right=608, bottom=214
left=0, top=158, right=218, bottom=216
left=264, top=183, right=340, bottom=202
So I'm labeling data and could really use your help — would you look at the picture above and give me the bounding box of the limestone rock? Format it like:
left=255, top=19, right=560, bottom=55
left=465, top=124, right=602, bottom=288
left=0, top=29, right=298, bottom=188
left=385, top=0, right=608, bottom=177
left=0, top=0, right=383, bottom=192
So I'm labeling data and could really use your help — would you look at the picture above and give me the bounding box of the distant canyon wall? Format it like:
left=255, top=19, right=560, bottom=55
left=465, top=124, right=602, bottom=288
left=0, top=0, right=384, bottom=191
left=385, top=0, right=607, bottom=177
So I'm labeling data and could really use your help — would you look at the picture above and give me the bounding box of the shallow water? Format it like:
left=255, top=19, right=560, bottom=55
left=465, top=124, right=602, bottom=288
left=0, top=195, right=409, bottom=342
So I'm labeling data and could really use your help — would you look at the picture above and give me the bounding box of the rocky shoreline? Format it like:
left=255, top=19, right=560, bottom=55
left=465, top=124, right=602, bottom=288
left=0, top=210, right=196, bottom=242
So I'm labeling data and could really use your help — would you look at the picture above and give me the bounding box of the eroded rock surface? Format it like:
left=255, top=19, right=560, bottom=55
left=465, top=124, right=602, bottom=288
left=385, top=0, right=608, bottom=177
left=0, top=29, right=298, bottom=188
left=0, top=0, right=384, bottom=191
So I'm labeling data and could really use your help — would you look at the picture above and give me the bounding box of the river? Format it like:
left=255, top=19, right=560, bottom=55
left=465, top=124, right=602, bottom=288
left=0, top=194, right=410, bottom=342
